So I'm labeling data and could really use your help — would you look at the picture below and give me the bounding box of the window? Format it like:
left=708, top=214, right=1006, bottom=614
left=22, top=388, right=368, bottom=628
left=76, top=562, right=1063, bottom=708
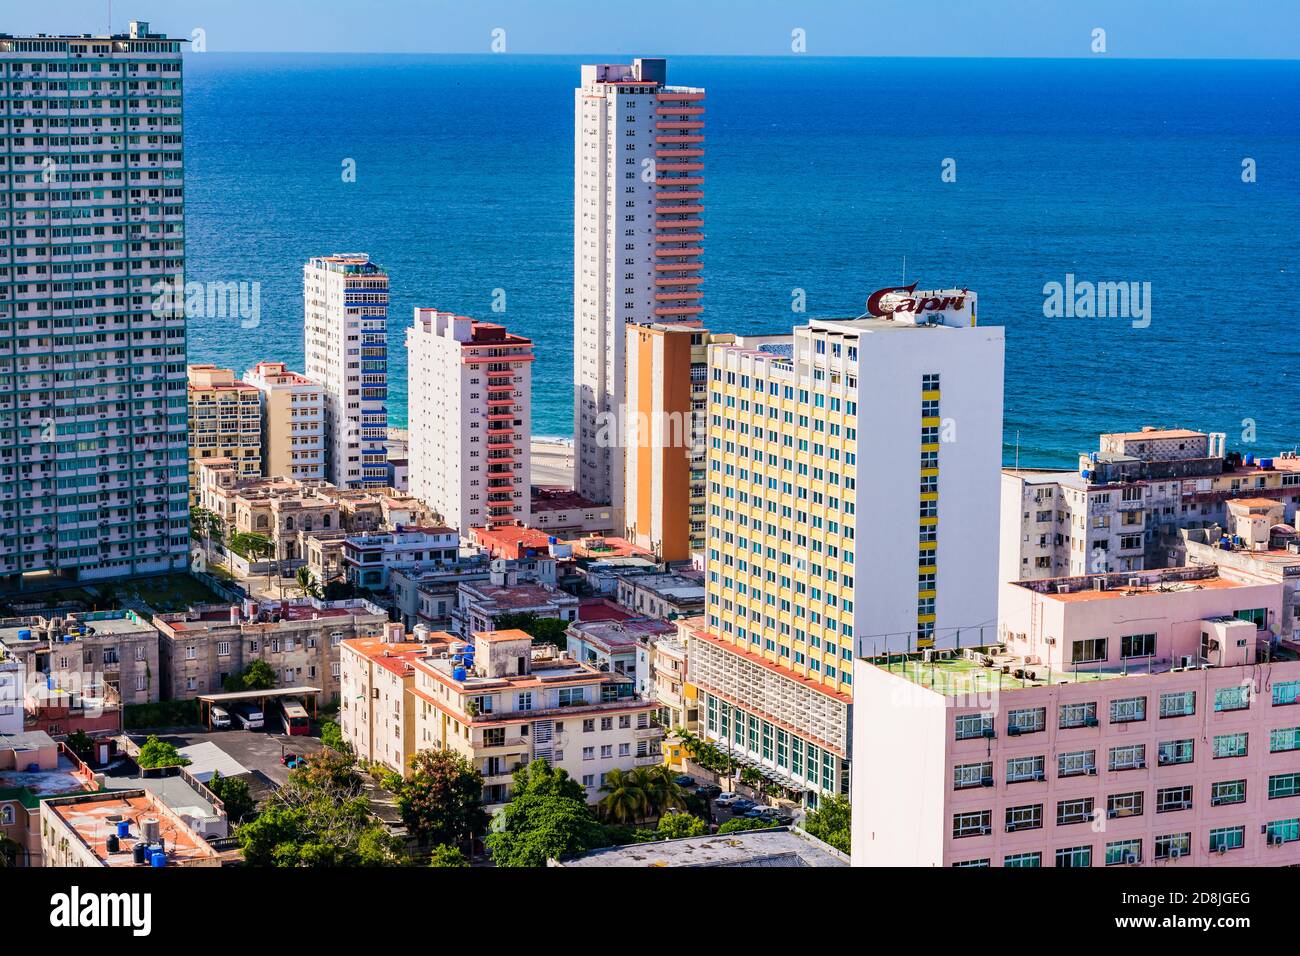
left=1268, top=773, right=1300, bottom=799
left=1005, top=804, right=1043, bottom=832
left=1235, top=607, right=1267, bottom=629
left=1058, top=749, right=1096, bottom=777
left=582, top=747, right=595, bottom=761
left=1212, top=779, right=1247, bottom=806
left=1108, top=744, right=1145, bottom=771
left=1265, top=819, right=1300, bottom=844
left=1157, top=739, right=1194, bottom=766
left=1154, top=832, right=1191, bottom=860
left=1057, top=798, right=1094, bottom=826
left=1214, top=684, right=1251, bottom=712
left=1071, top=638, right=1107, bottom=664
left=1058, top=701, right=1097, bottom=729
left=1055, top=845, right=1092, bottom=868
left=1213, top=732, right=1248, bottom=758
left=952, top=859, right=990, bottom=868
left=216, top=641, right=231, bottom=657
left=955, top=713, right=994, bottom=740
left=1273, top=680, right=1300, bottom=707
left=1006, top=755, right=1045, bottom=783
left=1155, top=786, right=1193, bottom=813
left=1105, top=839, right=1142, bottom=866
left=0, top=805, right=13, bottom=826
left=1004, top=852, right=1041, bottom=868
left=1007, top=708, right=1046, bottom=735
left=1110, top=696, right=1146, bottom=724
left=1159, top=690, right=1195, bottom=718
left=1208, top=826, right=1244, bottom=853
left=1107, top=791, right=1144, bottom=819
left=1271, top=727, right=1300, bottom=753
left=952, top=811, right=991, bottom=838
left=1121, top=633, right=1156, bottom=658
left=953, top=761, right=992, bottom=790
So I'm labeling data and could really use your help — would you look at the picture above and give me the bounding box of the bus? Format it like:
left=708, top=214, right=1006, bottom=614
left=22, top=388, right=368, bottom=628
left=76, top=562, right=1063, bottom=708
left=280, top=697, right=310, bottom=736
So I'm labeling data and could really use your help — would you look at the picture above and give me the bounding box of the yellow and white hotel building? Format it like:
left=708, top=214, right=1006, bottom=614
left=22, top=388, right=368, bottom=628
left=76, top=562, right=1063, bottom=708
left=687, top=292, right=1004, bottom=804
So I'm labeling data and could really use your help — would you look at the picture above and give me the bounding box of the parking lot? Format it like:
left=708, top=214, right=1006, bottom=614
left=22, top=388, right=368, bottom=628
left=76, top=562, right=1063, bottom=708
left=130, top=726, right=324, bottom=791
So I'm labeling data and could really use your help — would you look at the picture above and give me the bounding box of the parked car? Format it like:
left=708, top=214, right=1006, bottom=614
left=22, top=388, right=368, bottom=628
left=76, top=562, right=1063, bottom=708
left=713, top=792, right=743, bottom=806
left=673, top=774, right=695, bottom=788
left=694, top=784, right=722, bottom=800
left=233, top=702, right=264, bottom=730
left=730, top=799, right=756, bottom=813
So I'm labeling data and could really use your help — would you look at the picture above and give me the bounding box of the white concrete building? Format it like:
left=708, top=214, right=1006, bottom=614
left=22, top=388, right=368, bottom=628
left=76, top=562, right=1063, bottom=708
left=243, top=362, right=326, bottom=481
left=304, top=253, right=390, bottom=489
left=690, top=288, right=1005, bottom=804
left=0, top=649, right=21, bottom=736
left=0, top=22, right=189, bottom=583
left=407, top=310, right=533, bottom=533
left=573, top=58, right=705, bottom=511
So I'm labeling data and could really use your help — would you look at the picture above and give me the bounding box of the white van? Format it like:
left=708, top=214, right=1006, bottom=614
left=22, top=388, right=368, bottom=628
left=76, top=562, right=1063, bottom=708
left=210, top=706, right=231, bottom=729
left=234, top=703, right=264, bottom=730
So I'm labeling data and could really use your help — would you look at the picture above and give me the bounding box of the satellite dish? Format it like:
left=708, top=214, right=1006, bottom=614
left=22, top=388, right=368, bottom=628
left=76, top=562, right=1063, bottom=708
left=490, top=558, right=507, bottom=573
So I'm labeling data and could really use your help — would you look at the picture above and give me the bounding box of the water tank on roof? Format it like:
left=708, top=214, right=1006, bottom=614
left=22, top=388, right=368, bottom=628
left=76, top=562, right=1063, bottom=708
left=150, top=851, right=166, bottom=867
left=116, top=820, right=130, bottom=838
left=106, top=834, right=120, bottom=854
left=16, top=629, right=30, bottom=641
left=1261, top=458, right=1274, bottom=469
left=133, top=843, right=148, bottom=866
left=452, top=666, right=467, bottom=681
left=1245, top=454, right=1256, bottom=465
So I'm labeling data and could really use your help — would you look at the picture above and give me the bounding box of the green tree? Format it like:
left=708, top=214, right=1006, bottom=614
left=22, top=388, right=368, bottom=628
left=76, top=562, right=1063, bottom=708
left=394, top=750, right=488, bottom=850
left=206, top=770, right=255, bottom=824
left=639, top=765, right=686, bottom=817
left=65, top=730, right=95, bottom=763
left=717, top=816, right=779, bottom=835
left=485, top=760, right=608, bottom=866
left=295, top=565, right=322, bottom=600
left=656, top=811, right=707, bottom=840
left=320, top=719, right=351, bottom=755
left=598, top=767, right=649, bottom=824
left=136, top=735, right=190, bottom=769
left=494, top=611, right=569, bottom=647
left=802, top=795, right=850, bottom=854
left=427, top=844, right=469, bottom=867
left=241, top=659, right=276, bottom=690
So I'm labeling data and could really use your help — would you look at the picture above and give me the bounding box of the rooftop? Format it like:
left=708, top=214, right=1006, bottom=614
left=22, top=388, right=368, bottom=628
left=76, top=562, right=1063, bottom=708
left=43, top=791, right=219, bottom=867
left=556, top=827, right=847, bottom=867
left=1012, top=565, right=1246, bottom=603
left=869, top=646, right=1128, bottom=695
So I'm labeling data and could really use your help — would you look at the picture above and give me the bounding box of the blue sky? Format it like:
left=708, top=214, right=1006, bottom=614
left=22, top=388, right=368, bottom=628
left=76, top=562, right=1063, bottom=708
left=15, top=0, right=1299, bottom=57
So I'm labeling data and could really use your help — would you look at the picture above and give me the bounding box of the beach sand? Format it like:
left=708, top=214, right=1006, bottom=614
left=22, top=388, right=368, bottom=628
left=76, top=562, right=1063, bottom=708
left=531, top=438, right=574, bottom=489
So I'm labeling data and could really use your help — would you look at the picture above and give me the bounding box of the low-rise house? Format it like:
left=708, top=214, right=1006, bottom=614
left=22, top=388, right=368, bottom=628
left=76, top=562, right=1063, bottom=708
left=40, top=789, right=222, bottom=868
left=343, top=526, right=460, bottom=589
left=0, top=611, right=161, bottom=709
left=154, top=597, right=389, bottom=702
left=529, top=486, right=618, bottom=537
left=565, top=617, right=675, bottom=696
left=616, top=570, right=706, bottom=620
left=452, top=569, right=580, bottom=637
left=0, top=730, right=99, bottom=866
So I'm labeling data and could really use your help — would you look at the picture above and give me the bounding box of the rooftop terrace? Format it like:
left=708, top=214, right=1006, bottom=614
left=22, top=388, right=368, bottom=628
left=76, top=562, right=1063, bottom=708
left=871, top=647, right=1128, bottom=695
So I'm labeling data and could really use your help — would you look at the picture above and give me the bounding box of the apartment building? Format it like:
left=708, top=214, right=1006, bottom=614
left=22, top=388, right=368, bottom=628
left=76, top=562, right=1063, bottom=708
left=0, top=648, right=19, bottom=736
left=243, top=361, right=326, bottom=481
left=414, top=629, right=662, bottom=804
left=851, top=565, right=1300, bottom=867
left=0, top=22, right=189, bottom=583
left=574, top=58, right=704, bottom=511
left=693, top=291, right=1005, bottom=804
left=624, top=323, right=728, bottom=560
left=616, top=570, right=705, bottom=620
left=407, top=310, right=533, bottom=533
left=999, top=427, right=1300, bottom=586
left=339, top=623, right=453, bottom=774
left=1180, top=520, right=1300, bottom=644
left=153, top=596, right=389, bottom=702
left=187, top=364, right=263, bottom=504
left=0, top=611, right=160, bottom=708
left=452, top=568, right=581, bottom=637
left=304, top=253, right=389, bottom=488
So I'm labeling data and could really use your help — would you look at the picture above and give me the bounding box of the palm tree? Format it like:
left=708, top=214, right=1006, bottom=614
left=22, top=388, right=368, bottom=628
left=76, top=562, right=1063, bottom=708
left=189, top=506, right=214, bottom=569
left=598, top=767, right=648, bottom=824
left=295, top=565, right=322, bottom=600
left=643, top=765, right=686, bottom=817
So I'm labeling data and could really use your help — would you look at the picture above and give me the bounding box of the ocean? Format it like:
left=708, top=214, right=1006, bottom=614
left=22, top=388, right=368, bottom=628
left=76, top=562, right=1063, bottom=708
left=183, top=54, right=1300, bottom=468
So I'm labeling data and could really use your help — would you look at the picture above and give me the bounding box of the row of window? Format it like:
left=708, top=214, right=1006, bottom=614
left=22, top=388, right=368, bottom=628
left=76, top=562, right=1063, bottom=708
left=953, top=775, right=1300, bottom=836
left=955, top=683, right=1299, bottom=741
left=955, top=819, right=1300, bottom=866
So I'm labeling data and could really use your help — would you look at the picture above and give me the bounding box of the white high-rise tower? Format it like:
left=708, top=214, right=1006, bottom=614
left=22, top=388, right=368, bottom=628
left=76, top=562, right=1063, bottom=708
left=574, top=58, right=704, bottom=512
left=304, top=253, right=390, bottom=489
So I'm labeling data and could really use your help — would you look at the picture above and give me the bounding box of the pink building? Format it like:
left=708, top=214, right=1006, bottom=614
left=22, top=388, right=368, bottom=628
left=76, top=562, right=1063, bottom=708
left=851, top=565, right=1300, bottom=867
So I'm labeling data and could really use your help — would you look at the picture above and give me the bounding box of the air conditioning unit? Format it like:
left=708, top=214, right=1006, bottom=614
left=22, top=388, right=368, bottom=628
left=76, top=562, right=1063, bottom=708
left=1124, top=852, right=1138, bottom=865
left=1085, top=716, right=1100, bottom=728
left=1169, top=847, right=1182, bottom=859
left=1087, top=767, right=1098, bottom=776
left=979, top=825, right=992, bottom=836
left=980, top=776, right=995, bottom=788
left=1007, top=725, right=1022, bottom=737
left=1107, top=809, right=1118, bottom=819
left=1045, top=636, right=1056, bottom=645
left=1032, top=770, right=1046, bottom=781
left=981, top=728, right=996, bottom=740
left=1269, top=834, right=1284, bottom=847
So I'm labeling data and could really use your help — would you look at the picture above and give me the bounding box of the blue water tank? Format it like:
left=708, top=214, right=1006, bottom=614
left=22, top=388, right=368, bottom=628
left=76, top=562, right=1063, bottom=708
left=150, top=851, right=166, bottom=868
left=452, top=666, right=467, bottom=681
left=16, top=628, right=30, bottom=641
left=116, top=820, right=131, bottom=838
left=1261, top=458, right=1274, bottom=469
left=548, top=536, right=557, bottom=545
left=1245, top=454, right=1256, bottom=465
